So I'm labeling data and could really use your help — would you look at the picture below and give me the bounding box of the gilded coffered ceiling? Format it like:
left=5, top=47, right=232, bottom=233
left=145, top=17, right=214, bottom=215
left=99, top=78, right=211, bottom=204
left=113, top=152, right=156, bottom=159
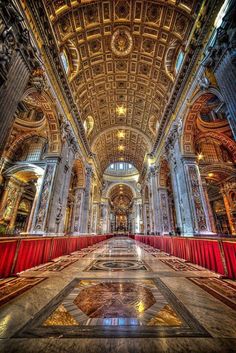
left=109, top=184, right=133, bottom=211
left=44, top=0, right=201, bottom=171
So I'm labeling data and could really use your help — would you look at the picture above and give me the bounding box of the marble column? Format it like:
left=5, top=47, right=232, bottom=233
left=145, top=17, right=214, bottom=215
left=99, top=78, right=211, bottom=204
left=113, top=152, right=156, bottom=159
left=166, top=130, right=197, bottom=236
left=149, top=167, right=159, bottom=234
left=101, top=200, right=109, bottom=234
left=182, top=157, right=212, bottom=234
left=90, top=202, right=100, bottom=233
left=71, top=188, right=84, bottom=233
left=165, top=118, right=215, bottom=236
left=133, top=198, right=142, bottom=234
left=47, top=145, right=76, bottom=234
left=0, top=1, right=41, bottom=153
left=157, top=187, right=172, bottom=234
left=80, top=167, right=93, bottom=234
left=143, top=202, right=150, bottom=234
left=30, top=160, right=58, bottom=234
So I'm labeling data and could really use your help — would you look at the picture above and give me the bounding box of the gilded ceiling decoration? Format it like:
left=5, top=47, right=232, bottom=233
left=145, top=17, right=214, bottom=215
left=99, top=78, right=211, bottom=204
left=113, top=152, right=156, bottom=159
left=111, top=28, right=133, bottom=57
left=44, top=0, right=200, bottom=171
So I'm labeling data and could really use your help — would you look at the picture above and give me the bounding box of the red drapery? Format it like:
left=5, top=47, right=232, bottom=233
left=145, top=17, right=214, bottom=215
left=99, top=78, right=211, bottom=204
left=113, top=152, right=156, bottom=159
left=14, top=239, right=48, bottom=274
left=134, top=235, right=236, bottom=278
left=0, top=235, right=112, bottom=278
left=0, top=240, right=18, bottom=277
left=222, top=241, right=236, bottom=279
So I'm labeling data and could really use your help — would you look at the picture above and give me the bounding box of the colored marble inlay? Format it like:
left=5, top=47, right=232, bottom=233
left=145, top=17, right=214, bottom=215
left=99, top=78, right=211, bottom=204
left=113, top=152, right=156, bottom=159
left=74, top=282, right=156, bottom=318
left=189, top=277, right=236, bottom=310
left=15, top=278, right=210, bottom=338
left=85, top=260, right=149, bottom=271
left=33, top=259, right=77, bottom=272
left=97, top=253, right=135, bottom=257
left=0, top=277, right=45, bottom=307
left=160, top=259, right=202, bottom=271
left=43, top=305, right=79, bottom=326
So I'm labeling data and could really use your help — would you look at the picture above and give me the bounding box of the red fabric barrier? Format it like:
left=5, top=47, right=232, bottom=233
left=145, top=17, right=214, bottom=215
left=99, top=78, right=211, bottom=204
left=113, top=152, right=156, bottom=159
left=42, top=238, right=53, bottom=263
left=80, top=237, right=87, bottom=249
left=51, top=238, right=68, bottom=259
left=0, top=239, right=18, bottom=277
left=67, top=237, right=80, bottom=253
left=14, top=239, right=48, bottom=273
left=0, top=235, right=110, bottom=278
left=188, top=239, right=224, bottom=275
left=134, top=235, right=233, bottom=277
left=171, top=238, right=190, bottom=260
left=222, top=241, right=236, bottom=279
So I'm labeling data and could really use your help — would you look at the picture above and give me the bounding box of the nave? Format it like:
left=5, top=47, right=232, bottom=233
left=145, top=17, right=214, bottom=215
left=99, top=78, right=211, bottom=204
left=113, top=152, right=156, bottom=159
left=0, top=237, right=235, bottom=353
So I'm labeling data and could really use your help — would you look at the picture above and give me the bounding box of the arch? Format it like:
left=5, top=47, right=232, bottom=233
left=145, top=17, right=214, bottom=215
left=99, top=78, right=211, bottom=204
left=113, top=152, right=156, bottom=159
left=21, top=88, right=62, bottom=154
left=104, top=182, right=136, bottom=199
left=200, top=164, right=236, bottom=179
left=181, top=89, right=232, bottom=155
left=195, top=132, right=236, bottom=163
left=108, top=184, right=134, bottom=209
left=3, top=164, right=45, bottom=179
left=4, top=132, right=46, bottom=160
left=91, top=125, right=153, bottom=150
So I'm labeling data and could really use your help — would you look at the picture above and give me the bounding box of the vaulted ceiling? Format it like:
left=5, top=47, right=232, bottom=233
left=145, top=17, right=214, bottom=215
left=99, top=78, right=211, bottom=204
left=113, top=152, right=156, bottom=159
left=44, top=0, right=201, bottom=172
left=109, top=184, right=134, bottom=212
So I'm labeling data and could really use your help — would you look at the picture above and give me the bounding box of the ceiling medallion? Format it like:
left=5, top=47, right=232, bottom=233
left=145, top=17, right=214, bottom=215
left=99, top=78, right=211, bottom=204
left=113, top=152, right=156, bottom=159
left=111, top=28, right=133, bottom=57
left=118, top=145, right=125, bottom=151
left=117, top=130, right=125, bottom=139
left=116, top=105, right=127, bottom=116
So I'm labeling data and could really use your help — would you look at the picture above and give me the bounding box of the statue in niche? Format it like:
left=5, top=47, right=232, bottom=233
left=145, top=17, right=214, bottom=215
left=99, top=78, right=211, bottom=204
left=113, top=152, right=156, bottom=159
left=198, top=75, right=210, bottom=90
left=35, top=165, right=53, bottom=228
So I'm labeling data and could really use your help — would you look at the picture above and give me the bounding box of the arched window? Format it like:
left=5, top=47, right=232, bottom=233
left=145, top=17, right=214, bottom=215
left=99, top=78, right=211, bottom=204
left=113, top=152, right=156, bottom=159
left=175, top=50, right=184, bottom=73
left=14, top=137, right=47, bottom=162
left=60, top=51, right=69, bottom=74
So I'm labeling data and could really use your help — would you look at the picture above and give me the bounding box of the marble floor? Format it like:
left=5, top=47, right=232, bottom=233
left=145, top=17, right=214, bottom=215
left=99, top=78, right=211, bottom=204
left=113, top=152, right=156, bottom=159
left=0, top=237, right=236, bottom=353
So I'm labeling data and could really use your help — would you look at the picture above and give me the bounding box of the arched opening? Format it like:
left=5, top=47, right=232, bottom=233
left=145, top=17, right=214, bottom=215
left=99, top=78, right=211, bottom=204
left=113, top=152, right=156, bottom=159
left=108, top=184, right=134, bottom=234
left=64, top=159, right=86, bottom=233
left=158, top=159, right=177, bottom=233
left=0, top=166, right=44, bottom=234
left=105, top=162, right=138, bottom=176
left=182, top=91, right=236, bottom=234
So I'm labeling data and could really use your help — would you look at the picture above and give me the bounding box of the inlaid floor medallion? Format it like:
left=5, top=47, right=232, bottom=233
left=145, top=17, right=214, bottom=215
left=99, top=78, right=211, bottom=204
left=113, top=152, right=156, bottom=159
left=15, top=278, right=210, bottom=338
left=84, top=260, right=150, bottom=271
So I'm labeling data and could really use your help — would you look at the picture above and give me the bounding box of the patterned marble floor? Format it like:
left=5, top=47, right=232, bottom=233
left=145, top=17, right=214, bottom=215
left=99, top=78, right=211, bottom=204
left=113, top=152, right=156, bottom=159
left=0, top=237, right=236, bottom=353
